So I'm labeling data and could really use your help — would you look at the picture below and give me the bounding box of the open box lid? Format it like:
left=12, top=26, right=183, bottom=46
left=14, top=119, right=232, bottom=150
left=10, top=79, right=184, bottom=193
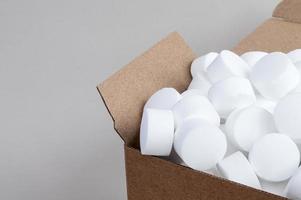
left=98, top=0, right=301, bottom=147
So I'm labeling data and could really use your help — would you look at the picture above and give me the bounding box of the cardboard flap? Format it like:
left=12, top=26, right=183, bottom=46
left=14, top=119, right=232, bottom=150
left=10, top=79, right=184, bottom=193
left=97, top=32, right=196, bottom=145
left=273, top=0, right=301, bottom=24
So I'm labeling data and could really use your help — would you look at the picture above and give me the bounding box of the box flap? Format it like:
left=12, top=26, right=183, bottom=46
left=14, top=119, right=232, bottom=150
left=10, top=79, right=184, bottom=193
left=273, top=0, right=301, bottom=24
left=97, top=32, right=196, bottom=146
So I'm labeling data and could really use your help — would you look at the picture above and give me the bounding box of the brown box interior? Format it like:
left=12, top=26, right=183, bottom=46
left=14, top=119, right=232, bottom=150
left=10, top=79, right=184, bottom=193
left=97, top=0, right=301, bottom=199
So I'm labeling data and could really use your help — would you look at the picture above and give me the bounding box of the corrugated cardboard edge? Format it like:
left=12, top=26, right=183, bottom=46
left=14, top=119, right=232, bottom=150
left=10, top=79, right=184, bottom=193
left=97, top=32, right=196, bottom=146
left=273, top=0, right=301, bottom=24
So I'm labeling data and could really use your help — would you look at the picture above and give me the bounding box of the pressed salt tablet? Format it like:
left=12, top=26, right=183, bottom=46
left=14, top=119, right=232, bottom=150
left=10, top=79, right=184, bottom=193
left=187, top=74, right=211, bottom=96
left=172, top=95, right=220, bottom=128
left=287, top=49, right=301, bottom=63
left=140, top=108, right=174, bottom=156
left=208, top=77, right=256, bottom=117
left=249, top=134, right=300, bottom=182
left=255, top=95, right=277, bottom=113
left=174, top=118, right=227, bottom=171
left=191, top=52, right=218, bottom=78
left=274, top=93, right=301, bottom=143
left=292, top=61, right=301, bottom=93
left=206, top=50, right=249, bottom=83
left=241, top=51, right=267, bottom=68
left=284, top=167, right=301, bottom=199
left=144, top=88, right=181, bottom=110
left=217, top=152, right=261, bottom=189
left=250, top=52, right=300, bottom=100
left=225, top=106, right=276, bottom=152
left=181, top=89, right=204, bottom=98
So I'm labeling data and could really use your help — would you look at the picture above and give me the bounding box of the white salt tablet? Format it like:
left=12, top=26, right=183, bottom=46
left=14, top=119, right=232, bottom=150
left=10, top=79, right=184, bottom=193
left=174, top=118, right=227, bottom=171
left=208, top=77, right=256, bottom=117
left=172, top=95, right=220, bottom=128
left=284, top=167, right=301, bottom=199
left=206, top=50, right=249, bottom=83
left=190, top=52, right=218, bottom=78
left=274, top=93, right=301, bottom=143
left=140, top=108, right=174, bottom=156
left=181, top=89, right=204, bottom=98
left=240, top=51, right=267, bottom=68
left=292, top=61, right=301, bottom=93
left=255, top=95, right=277, bottom=113
left=250, top=52, right=300, bottom=100
left=249, top=134, right=300, bottom=182
left=260, top=180, right=288, bottom=197
left=287, top=49, right=301, bottom=63
left=217, top=151, right=261, bottom=189
left=225, top=106, right=276, bottom=152
left=187, top=74, right=211, bottom=96
left=144, top=88, right=181, bottom=110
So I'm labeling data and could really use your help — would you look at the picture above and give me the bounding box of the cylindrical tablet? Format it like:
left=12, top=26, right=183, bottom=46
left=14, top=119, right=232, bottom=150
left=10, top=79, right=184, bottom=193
left=206, top=50, right=249, bottom=83
left=187, top=74, right=211, bottom=96
left=191, top=52, right=218, bottom=78
left=208, top=77, right=256, bottom=117
left=284, top=167, right=301, bottom=199
left=225, top=106, right=276, bottom=152
left=174, top=118, right=227, bottom=171
left=250, top=52, right=300, bottom=100
left=287, top=49, right=301, bottom=63
left=217, top=151, right=261, bottom=189
left=255, top=95, right=277, bottom=113
left=240, top=51, right=267, bottom=69
left=274, top=93, right=301, bottom=143
left=249, top=134, right=300, bottom=182
left=291, top=61, right=301, bottom=93
left=140, top=108, right=174, bottom=156
left=144, top=88, right=181, bottom=110
left=181, top=89, right=204, bottom=98
left=172, top=95, right=220, bottom=128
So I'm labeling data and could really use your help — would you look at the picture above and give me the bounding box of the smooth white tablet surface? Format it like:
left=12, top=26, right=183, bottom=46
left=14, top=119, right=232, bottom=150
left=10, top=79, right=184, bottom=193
left=140, top=108, right=174, bottom=156
left=181, top=89, right=204, bottom=98
left=191, top=52, right=218, bottom=78
left=208, top=77, right=256, bottom=117
left=292, top=61, right=301, bottom=93
left=241, top=51, right=267, bottom=68
left=217, top=151, right=261, bottom=189
left=249, top=134, right=300, bottom=182
left=172, top=95, right=220, bottom=128
left=274, top=93, right=301, bottom=143
left=206, top=50, right=249, bottom=83
left=225, top=106, right=276, bottom=152
left=174, top=118, right=227, bottom=171
left=285, top=167, right=301, bottom=200
left=287, top=49, right=301, bottom=63
left=187, top=74, right=211, bottom=96
left=144, top=88, right=181, bottom=110
left=260, top=180, right=288, bottom=197
left=250, top=52, right=300, bottom=100
left=255, top=95, right=277, bottom=113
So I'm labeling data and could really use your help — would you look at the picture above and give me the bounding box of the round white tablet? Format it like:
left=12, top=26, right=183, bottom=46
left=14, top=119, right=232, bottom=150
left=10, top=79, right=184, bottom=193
left=249, top=134, right=300, bottom=182
left=144, top=88, right=181, bottom=110
left=225, top=106, right=276, bottom=152
left=208, top=77, right=256, bottom=117
left=206, top=50, right=249, bottom=83
left=274, top=93, right=301, bottom=143
left=140, top=108, right=174, bottom=156
left=284, top=167, right=301, bottom=200
left=187, top=74, right=211, bottom=96
left=291, top=61, right=301, bottom=93
left=191, top=52, right=218, bottom=78
left=172, top=95, right=220, bottom=128
left=250, top=52, right=300, bottom=100
left=174, top=118, right=227, bottom=171
left=255, top=95, right=277, bottom=113
left=240, top=51, right=267, bottom=69
left=217, top=151, right=261, bottom=189
left=181, top=89, right=204, bottom=98
left=287, top=49, right=301, bottom=63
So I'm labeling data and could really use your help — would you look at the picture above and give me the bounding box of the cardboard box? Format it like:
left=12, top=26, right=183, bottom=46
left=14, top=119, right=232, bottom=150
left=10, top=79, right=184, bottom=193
left=97, top=0, right=301, bottom=199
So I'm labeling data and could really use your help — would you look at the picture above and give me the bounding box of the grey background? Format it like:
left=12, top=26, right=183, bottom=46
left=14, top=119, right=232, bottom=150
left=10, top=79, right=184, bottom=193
left=0, top=0, right=280, bottom=199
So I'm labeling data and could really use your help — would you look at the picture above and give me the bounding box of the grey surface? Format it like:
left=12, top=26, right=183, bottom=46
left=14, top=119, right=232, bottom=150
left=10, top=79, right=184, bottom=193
left=0, top=0, right=280, bottom=199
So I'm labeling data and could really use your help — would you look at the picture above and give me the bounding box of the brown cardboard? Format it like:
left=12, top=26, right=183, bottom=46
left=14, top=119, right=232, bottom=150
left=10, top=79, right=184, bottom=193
left=98, top=1, right=301, bottom=199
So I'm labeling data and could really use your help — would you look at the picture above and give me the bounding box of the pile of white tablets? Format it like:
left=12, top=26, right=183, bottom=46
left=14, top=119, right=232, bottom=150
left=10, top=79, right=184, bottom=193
left=140, top=49, right=301, bottom=198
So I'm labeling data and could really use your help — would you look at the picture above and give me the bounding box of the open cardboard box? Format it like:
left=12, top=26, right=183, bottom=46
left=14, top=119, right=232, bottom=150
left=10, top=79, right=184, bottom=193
left=97, top=0, right=301, bottom=199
